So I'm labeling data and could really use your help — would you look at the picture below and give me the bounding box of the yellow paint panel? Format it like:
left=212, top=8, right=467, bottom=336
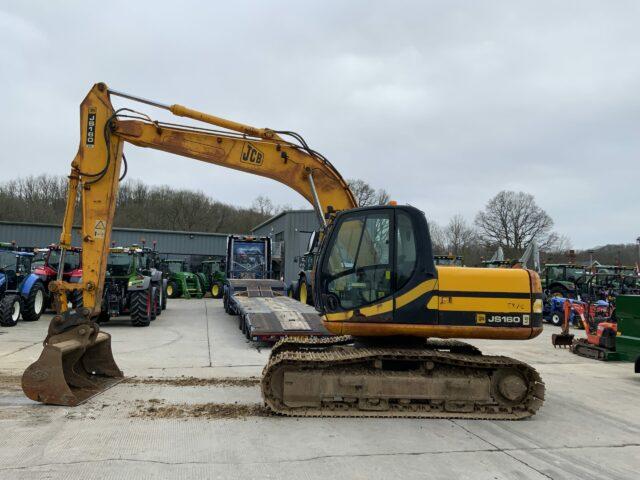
left=437, top=266, right=531, bottom=293
left=438, top=296, right=532, bottom=313
left=325, top=279, right=438, bottom=321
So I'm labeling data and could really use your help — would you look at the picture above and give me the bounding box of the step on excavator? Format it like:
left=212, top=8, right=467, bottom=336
left=22, top=83, right=545, bottom=418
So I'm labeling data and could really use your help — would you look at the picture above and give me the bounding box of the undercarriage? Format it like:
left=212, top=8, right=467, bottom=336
left=262, top=336, right=545, bottom=419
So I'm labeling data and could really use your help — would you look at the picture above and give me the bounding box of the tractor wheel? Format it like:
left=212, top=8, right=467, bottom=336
left=166, top=281, right=180, bottom=299
left=22, top=281, right=45, bottom=322
left=550, top=286, right=570, bottom=299
left=153, top=286, right=162, bottom=317
left=70, top=290, right=84, bottom=310
left=150, top=287, right=158, bottom=322
left=211, top=283, right=224, bottom=298
left=550, top=312, right=563, bottom=326
left=97, top=309, right=110, bottom=324
left=130, top=290, right=152, bottom=327
left=161, top=284, right=168, bottom=310
left=0, top=295, right=21, bottom=327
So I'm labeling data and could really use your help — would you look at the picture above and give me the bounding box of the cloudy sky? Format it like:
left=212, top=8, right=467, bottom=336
left=1, top=1, right=638, bottom=248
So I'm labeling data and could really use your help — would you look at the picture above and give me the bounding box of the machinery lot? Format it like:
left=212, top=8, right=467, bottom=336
left=0, top=299, right=638, bottom=480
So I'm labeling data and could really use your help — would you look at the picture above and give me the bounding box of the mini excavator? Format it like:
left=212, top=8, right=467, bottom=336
left=22, top=83, right=545, bottom=419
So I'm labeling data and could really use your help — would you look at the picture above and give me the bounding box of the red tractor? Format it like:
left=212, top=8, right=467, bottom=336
left=32, top=245, right=83, bottom=311
left=551, top=299, right=617, bottom=360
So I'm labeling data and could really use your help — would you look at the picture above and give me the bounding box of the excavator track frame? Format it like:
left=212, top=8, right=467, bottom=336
left=262, top=338, right=544, bottom=419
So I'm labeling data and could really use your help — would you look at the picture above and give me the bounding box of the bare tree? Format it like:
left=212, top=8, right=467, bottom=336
left=347, top=178, right=390, bottom=207
left=0, top=175, right=277, bottom=234
left=445, top=214, right=477, bottom=254
left=252, top=195, right=275, bottom=217
left=427, top=219, right=447, bottom=254
left=475, top=191, right=556, bottom=252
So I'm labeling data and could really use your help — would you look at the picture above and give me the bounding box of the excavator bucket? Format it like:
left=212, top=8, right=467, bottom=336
left=551, top=332, right=574, bottom=348
left=22, top=325, right=123, bottom=406
left=552, top=299, right=578, bottom=348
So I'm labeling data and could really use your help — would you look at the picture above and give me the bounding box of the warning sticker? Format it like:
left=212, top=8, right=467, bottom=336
left=94, top=220, right=106, bottom=238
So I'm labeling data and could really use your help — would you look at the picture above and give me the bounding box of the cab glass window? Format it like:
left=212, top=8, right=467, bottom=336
left=396, top=211, right=416, bottom=289
left=323, top=212, right=392, bottom=310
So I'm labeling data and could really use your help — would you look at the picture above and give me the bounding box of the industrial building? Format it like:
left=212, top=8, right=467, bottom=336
left=251, top=210, right=319, bottom=286
left=0, top=211, right=319, bottom=286
left=0, top=220, right=228, bottom=266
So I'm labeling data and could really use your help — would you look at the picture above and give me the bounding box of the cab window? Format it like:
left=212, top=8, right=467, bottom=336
left=396, top=211, right=416, bottom=289
left=323, top=212, right=392, bottom=310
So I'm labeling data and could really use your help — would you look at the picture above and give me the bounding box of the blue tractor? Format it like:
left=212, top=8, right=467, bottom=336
left=0, top=243, right=46, bottom=326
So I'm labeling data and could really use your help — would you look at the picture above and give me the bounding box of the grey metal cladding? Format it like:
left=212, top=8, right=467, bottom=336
left=0, top=221, right=228, bottom=256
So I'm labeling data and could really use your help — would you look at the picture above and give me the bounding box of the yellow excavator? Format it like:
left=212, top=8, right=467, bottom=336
left=22, top=83, right=545, bottom=419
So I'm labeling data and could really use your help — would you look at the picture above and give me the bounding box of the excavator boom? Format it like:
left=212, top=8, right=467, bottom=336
left=23, top=83, right=544, bottom=419
left=22, top=83, right=356, bottom=405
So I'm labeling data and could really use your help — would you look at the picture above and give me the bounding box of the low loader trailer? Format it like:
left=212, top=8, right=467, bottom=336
left=222, top=235, right=331, bottom=342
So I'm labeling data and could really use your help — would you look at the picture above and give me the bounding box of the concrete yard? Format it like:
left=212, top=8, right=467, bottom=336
left=1, top=299, right=639, bottom=480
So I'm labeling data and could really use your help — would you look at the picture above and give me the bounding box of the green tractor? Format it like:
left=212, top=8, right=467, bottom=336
left=100, top=246, right=161, bottom=327
left=161, top=259, right=204, bottom=299
left=196, top=258, right=226, bottom=298
left=541, top=263, right=587, bottom=298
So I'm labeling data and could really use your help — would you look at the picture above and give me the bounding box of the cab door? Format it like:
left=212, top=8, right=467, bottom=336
left=318, top=208, right=395, bottom=323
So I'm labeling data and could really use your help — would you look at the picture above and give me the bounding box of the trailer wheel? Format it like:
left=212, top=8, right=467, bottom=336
left=22, top=281, right=45, bottom=322
left=242, top=317, right=250, bottom=339
left=130, top=290, right=152, bottom=327
left=0, top=295, right=21, bottom=327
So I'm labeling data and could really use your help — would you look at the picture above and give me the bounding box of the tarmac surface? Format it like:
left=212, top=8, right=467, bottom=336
left=1, top=299, right=639, bottom=480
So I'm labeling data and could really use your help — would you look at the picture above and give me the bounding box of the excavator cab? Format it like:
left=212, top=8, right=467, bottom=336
left=315, top=205, right=434, bottom=326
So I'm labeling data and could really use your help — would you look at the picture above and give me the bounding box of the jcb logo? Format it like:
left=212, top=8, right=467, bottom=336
left=241, top=143, right=264, bottom=166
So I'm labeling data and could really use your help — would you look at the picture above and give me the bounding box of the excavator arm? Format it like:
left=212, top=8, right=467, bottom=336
left=22, top=82, right=356, bottom=405
left=23, top=83, right=546, bottom=419
left=58, top=83, right=356, bottom=315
